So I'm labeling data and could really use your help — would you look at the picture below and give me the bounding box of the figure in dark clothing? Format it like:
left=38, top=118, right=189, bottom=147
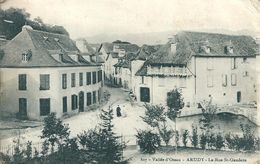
left=116, top=105, right=121, bottom=117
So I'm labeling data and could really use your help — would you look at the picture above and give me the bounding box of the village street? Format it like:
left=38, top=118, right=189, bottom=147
left=0, top=86, right=147, bottom=151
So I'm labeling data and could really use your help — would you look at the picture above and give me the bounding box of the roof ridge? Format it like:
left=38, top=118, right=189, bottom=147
left=26, top=28, right=69, bottom=37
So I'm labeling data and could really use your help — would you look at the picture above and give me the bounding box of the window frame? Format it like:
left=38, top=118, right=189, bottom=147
left=18, top=74, right=27, bottom=90
left=71, top=73, right=76, bottom=87
left=40, top=74, right=50, bottom=90
left=62, top=74, right=67, bottom=89
left=86, top=72, right=91, bottom=85
left=79, top=72, right=83, bottom=86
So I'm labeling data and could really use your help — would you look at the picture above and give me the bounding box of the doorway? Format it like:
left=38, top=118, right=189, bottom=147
left=237, top=91, right=241, bottom=103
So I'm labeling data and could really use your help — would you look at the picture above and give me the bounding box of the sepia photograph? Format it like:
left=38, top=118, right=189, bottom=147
left=0, top=0, right=260, bottom=163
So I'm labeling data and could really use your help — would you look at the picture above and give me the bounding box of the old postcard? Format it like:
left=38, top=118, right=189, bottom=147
left=0, top=0, right=260, bottom=163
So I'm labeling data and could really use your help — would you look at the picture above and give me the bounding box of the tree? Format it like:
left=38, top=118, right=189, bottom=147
left=136, top=130, right=161, bottom=154
left=191, top=126, right=199, bottom=148
left=182, top=130, right=189, bottom=147
left=199, top=99, right=217, bottom=150
left=141, top=104, right=174, bottom=146
left=78, top=107, right=128, bottom=164
left=166, top=88, right=184, bottom=152
left=41, top=113, right=70, bottom=152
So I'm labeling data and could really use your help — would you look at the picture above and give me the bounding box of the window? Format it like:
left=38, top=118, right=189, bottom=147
left=207, top=75, right=213, bottom=87
left=93, top=91, right=96, bottom=104
left=40, top=74, right=50, bottom=90
left=140, top=87, right=150, bottom=102
left=222, top=74, right=227, bottom=87
left=62, top=74, right=67, bottom=89
left=18, top=74, right=27, bottom=90
left=71, top=73, right=76, bottom=87
left=231, top=73, right=237, bottom=86
left=79, top=72, right=83, bottom=86
left=141, top=76, right=144, bottom=84
left=231, top=58, right=237, bottom=69
left=63, top=96, right=67, bottom=113
left=207, top=58, right=213, bottom=70
left=86, top=72, right=91, bottom=85
left=98, top=89, right=101, bottom=103
left=40, top=98, right=50, bottom=116
left=243, top=57, right=247, bottom=63
left=92, top=72, right=97, bottom=84
left=98, top=70, right=102, bottom=82
left=19, top=98, right=27, bottom=117
left=87, top=92, right=91, bottom=106
left=71, top=94, right=78, bottom=110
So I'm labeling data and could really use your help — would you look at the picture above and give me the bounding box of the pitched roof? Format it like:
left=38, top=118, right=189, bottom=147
left=101, top=42, right=140, bottom=54
left=136, top=31, right=257, bottom=76
left=0, top=27, right=98, bottom=68
left=135, top=44, right=161, bottom=60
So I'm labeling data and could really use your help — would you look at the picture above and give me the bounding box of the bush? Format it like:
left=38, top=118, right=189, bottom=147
left=200, top=133, right=207, bottom=150
left=215, top=133, right=224, bottom=150
left=190, top=126, right=199, bottom=148
left=136, top=130, right=161, bottom=154
left=207, top=133, right=215, bottom=149
left=182, top=130, right=189, bottom=147
left=158, top=123, right=174, bottom=146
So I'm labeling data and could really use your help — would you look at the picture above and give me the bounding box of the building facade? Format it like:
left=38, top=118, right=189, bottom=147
left=133, top=32, right=257, bottom=107
left=0, top=26, right=103, bottom=120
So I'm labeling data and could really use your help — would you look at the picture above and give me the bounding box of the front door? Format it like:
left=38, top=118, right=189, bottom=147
left=63, top=96, right=67, bottom=113
left=237, top=91, right=241, bottom=103
left=19, top=98, right=27, bottom=119
left=140, top=87, right=150, bottom=102
left=79, top=91, right=84, bottom=112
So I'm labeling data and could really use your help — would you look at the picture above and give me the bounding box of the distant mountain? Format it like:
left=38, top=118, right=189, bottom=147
left=84, top=29, right=257, bottom=45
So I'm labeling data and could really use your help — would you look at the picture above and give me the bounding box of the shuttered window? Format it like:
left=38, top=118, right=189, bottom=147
left=71, top=94, right=78, bottom=110
left=93, top=91, right=96, bottom=104
left=62, top=74, right=67, bottom=89
left=98, top=70, right=102, bottom=82
left=86, top=72, right=91, bottom=85
left=18, top=74, right=27, bottom=90
left=40, top=74, right=50, bottom=90
left=87, top=92, right=92, bottom=106
left=40, top=98, right=50, bottom=116
left=231, top=58, right=237, bottom=69
left=71, top=73, right=76, bottom=87
left=92, top=72, right=97, bottom=84
left=79, top=72, right=83, bottom=86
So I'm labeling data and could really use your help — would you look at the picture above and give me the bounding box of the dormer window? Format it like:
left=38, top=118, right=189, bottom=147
left=22, top=50, right=32, bottom=62
left=43, top=36, right=48, bottom=41
left=54, top=38, right=59, bottom=42
left=199, top=40, right=211, bottom=53
left=225, top=40, right=233, bottom=54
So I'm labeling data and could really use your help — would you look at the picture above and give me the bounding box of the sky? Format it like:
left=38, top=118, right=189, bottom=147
left=1, top=0, right=260, bottom=39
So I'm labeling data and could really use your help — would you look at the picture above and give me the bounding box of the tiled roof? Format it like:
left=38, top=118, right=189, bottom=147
left=0, top=27, right=98, bottom=68
left=101, top=42, right=140, bottom=54
left=149, top=31, right=257, bottom=65
left=136, top=31, right=257, bottom=76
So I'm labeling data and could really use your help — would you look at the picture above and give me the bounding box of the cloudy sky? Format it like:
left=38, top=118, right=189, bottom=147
left=1, top=0, right=260, bottom=39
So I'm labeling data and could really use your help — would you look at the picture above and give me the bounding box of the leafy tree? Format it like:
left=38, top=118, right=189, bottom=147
left=136, top=130, right=161, bottom=154
left=0, top=8, right=69, bottom=40
left=207, top=133, right=216, bottom=149
left=78, top=107, right=128, bottom=164
left=141, top=104, right=174, bottom=146
left=190, top=126, right=199, bottom=148
left=158, top=122, right=174, bottom=146
left=166, top=88, right=184, bottom=152
left=199, top=99, right=217, bottom=133
left=41, top=113, right=70, bottom=152
left=182, top=130, right=189, bottom=147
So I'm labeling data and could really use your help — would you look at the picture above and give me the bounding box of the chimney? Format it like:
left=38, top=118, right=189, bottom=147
left=168, top=35, right=177, bottom=54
